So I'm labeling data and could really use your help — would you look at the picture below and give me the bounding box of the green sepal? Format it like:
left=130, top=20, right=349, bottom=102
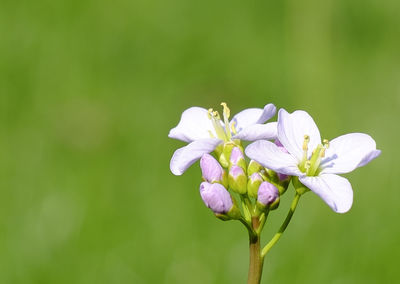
left=215, top=203, right=241, bottom=221
left=229, top=171, right=248, bottom=195
left=247, top=160, right=264, bottom=176
left=292, top=176, right=309, bottom=195
left=247, top=174, right=263, bottom=198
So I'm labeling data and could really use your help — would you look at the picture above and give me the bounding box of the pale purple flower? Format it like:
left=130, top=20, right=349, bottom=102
left=274, top=139, right=290, bottom=181
left=246, top=109, right=381, bottom=213
left=169, top=103, right=277, bottom=175
left=200, top=154, right=224, bottom=183
left=200, top=182, right=233, bottom=214
left=257, top=182, right=279, bottom=205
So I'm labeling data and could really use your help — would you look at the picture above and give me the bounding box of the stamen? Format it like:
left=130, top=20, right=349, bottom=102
left=303, top=135, right=310, bottom=150
left=220, top=102, right=230, bottom=119
left=323, top=139, right=330, bottom=148
left=207, top=108, right=213, bottom=119
left=231, top=121, right=238, bottom=134
left=220, top=102, right=232, bottom=140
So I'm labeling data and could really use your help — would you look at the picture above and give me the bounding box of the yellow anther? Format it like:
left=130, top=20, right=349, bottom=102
left=323, top=139, right=330, bottom=149
left=220, top=102, right=230, bottom=119
left=207, top=108, right=213, bottom=119
left=320, top=147, right=326, bottom=158
left=212, top=111, right=220, bottom=119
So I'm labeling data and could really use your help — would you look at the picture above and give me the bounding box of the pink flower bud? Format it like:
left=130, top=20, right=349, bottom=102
left=200, top=182, right=233, bottom=214
left=230, top=147, right=244, bottom=165
left=200, top=154, right=224, bottom=183
left=257, top=181, right=279, bottom=205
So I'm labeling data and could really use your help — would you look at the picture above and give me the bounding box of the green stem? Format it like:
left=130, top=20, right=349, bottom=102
left=247, top=217, right=263, bottom=284
left=261, top=193, right=301, bottom=258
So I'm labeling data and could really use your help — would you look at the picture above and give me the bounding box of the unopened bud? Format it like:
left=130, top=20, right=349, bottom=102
left=257, top=181, right=279, bottom=209
left=230, top=147, right=246, bottom=169
left=247, top=172, right=263, bottom=198
left=200, top=182, right=233, bottom=214
left=228, top=165, right=247, bottom=194
left=200, top=154, right=224, bottom=183
left=247, top=160, right=264, bottom=176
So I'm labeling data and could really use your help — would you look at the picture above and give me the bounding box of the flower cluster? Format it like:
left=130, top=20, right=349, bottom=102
left=169, top=103, right=380, bottom=216
left=168, top=102, right=380, bottom=282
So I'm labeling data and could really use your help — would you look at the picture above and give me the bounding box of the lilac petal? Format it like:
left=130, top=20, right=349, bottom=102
left=277, top=109, right=321, bottom=162
left=245, top=140, right=302, bottom=176
left=299, top=174, right=353, bottom=213
left=230, top=147, right=244, bottom=165
left=168, top=107, right=215, bottom=143
left=320, top=133, right=381, bottom=175
left=230, top=104, right=276, bottom=133
left=170, top=138, right=222, bottom=175
left=233, top=122, right=277, bottom=141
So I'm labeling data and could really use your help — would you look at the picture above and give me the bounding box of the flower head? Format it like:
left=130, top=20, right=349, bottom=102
left=169, top=103, right=277, bottom=175
left=246, top=109, right=381, bottom=213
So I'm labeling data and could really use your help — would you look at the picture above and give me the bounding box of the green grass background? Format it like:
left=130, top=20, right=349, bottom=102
left=1, top=0, right=399, bottom=283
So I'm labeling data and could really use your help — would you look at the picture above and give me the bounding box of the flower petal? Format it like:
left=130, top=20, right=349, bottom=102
left=231, top=104, right=276, bottom=132
left=233, top=122, right=277, bottom=141
left=170, top=138, right=222, bottom=175
left=245, top=140, right=302, bottom=176
left=168, top=107, right=215, bottom=143
left=277, top=109, right=321, bottom=162
left=299, top=174, right=353, bottom=213
left=320, top=133, right=381, bottom=174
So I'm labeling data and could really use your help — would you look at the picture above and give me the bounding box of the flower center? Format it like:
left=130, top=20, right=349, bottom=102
left=207, top=102, right=236, bottom=142
left=298, top=135, right=329, bottom=176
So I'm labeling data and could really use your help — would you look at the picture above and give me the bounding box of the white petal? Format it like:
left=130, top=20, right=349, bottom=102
left=245, top=140, right=302, bottom=176
left=168, top=107, right=215, bottom=143
left=299, top=174, right=353, bottom=213
left=170, top=138, right=222, bottom=175
left=233, top=122, right=277, bottom=141
left=231, top=104, right=276, bottom=132
left=277, top=109, right=321, bottom=162
left=320, top=133, right=381, bottom=174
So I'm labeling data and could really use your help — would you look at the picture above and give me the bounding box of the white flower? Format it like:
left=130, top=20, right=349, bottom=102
left=245, top=109, right=381, bottom=213
left=169, top=103, right=277, bottom=175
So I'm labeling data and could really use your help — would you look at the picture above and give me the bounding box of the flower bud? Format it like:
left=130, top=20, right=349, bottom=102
left=230, top=147, right=246, bottom=169
left=257, top=181, right=279, bottom=209
left=228, top=165, right=247, bottom=194
left=200, top=182, right=233, bottom=214
left=247, top=160, right=264, bottom=176
left=247, top=172, right=263, bottom=198
left=200, top=154, right=224, bottom=183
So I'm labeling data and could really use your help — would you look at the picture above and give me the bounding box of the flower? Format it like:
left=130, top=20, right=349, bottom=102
left=169, top=103, right=277, bottom=175
left=246, top=109, right=381, bottom=213
left=200, top=182, right=233, bottom=214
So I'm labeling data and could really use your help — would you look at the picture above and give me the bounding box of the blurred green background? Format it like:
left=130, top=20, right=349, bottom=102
left=1, top=0, right=399, bottom=283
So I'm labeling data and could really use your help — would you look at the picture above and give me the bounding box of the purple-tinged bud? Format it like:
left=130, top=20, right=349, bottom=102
left=247, top=160, right=264, bottom=176
left=229, top=165, right=247, bottom=194
left=200, top=182, right=233, bottom=214
left=257, top=181, right=279, bottom=207
left=200, top=154, right=224, bottom=183
left=247, top=172, right=263, bottom=198
left=230, top=147, right=244, bottom=164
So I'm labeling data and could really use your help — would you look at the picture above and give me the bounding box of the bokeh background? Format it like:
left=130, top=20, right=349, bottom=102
left=1, top=0, right=399, bottom=283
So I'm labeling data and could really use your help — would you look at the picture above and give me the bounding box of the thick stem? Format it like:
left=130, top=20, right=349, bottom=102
left=247, top=217, right=263, bottom=284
